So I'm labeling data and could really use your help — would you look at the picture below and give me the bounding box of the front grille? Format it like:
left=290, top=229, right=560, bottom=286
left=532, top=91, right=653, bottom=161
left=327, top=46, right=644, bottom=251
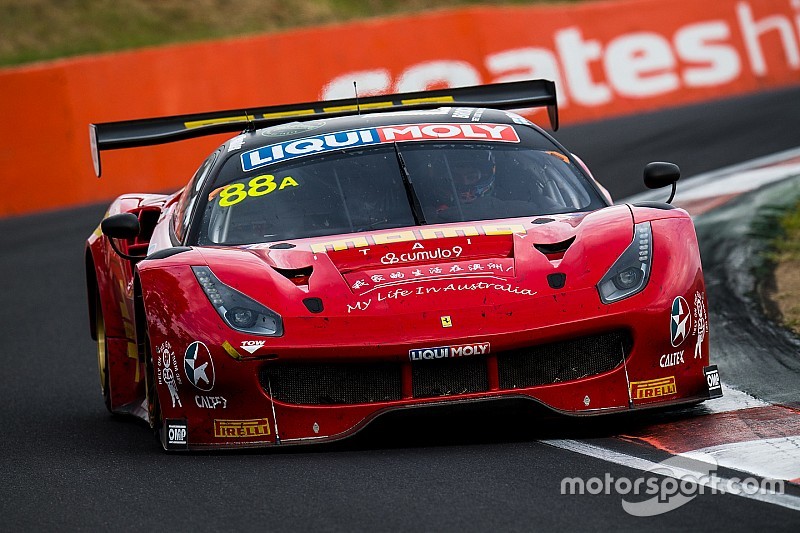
left=497, top=330, right=632, bottom=389
left=259, top=362, right=402, bottom=405
left=260, top=330, right=631, bottom=406
left=412, top=357, right=489, bottom=398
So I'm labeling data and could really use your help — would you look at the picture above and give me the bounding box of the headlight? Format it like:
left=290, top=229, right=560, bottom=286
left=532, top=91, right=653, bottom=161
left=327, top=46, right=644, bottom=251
left=597, top=222, right=652, bottom=304
left=192, top=266, right=284, bottom=336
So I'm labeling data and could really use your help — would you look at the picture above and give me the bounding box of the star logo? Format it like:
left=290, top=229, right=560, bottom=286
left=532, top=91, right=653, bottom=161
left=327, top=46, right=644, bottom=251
left=670, top=296, right=691, bottom=347
left=184, top=341, right=215, bottom=391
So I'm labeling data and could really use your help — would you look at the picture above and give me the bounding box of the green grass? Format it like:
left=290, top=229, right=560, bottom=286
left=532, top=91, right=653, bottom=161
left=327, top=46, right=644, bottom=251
left=753, top=193, right=800, bottom=264
left=773, top=201, right=800, bottom=261
left=0, top=0, right=584, bottom=67
left=753, top=184, right=800, bottom=334
left=771, top=197, right=800, bottom=331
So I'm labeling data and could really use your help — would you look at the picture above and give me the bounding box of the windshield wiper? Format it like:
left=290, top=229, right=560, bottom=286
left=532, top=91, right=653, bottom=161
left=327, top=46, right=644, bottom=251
left=393, top=142, right=427, bottom=226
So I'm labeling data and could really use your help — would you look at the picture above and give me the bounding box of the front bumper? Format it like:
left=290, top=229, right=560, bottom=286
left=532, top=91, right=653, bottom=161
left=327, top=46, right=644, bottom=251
left=155, top=314, right=718, bottom=450
left=145, top=217, right=718, bottom=450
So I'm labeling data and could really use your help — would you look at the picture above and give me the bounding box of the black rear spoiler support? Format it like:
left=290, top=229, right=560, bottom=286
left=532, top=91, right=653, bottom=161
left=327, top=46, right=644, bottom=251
left=90, top=79, right=558, bottom=177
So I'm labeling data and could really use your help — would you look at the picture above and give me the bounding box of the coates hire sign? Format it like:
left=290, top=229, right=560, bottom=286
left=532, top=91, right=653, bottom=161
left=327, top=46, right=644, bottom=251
left=409, top=342, right=491, bottom=361
left=320, top=0, right=800, bottom=121
left=2, top=0, right=800, bottom=217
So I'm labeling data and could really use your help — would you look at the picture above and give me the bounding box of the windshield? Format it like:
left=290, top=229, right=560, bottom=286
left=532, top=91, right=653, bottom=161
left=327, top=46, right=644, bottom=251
left=197, top=142, right=605, bottom=246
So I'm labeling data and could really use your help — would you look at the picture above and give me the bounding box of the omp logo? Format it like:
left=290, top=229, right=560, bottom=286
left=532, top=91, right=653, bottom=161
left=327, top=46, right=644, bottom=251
left=214, top=419, right=272, bottom=438
left=630, top=377, right=677, bottom=399
left=241, top=123, right=519, bottom=171
left=240, top=340, right=265, bottom=354
left=409, top=342, right=490, bottom=361
left=166, top=421, right=188, bottom=446
left=704, top=365, right=722, bottom=397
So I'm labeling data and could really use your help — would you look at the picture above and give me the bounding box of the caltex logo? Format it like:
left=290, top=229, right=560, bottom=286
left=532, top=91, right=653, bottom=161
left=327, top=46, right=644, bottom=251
left=670, top=296, right=691, bottom=347
left=184, top=341, right=215, bottom=391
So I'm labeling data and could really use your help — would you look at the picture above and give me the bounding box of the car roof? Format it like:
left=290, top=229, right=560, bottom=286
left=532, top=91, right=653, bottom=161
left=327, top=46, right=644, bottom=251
left=225, top=107, right=541, bottom=154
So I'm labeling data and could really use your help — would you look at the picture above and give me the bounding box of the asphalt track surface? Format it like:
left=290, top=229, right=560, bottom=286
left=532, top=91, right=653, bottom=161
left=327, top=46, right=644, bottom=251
left=3, top=86, right=800, bottom=531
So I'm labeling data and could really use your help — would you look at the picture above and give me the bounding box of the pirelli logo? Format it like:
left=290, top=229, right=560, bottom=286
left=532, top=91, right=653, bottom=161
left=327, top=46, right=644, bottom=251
left=629, top=376, right=677, bottom=399
left=214, top=418, right=271, bottom=438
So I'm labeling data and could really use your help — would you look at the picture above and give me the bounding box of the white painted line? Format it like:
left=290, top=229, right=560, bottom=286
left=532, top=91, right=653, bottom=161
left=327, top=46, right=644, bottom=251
left=675, top=164, right=800, bottom=202
left=702, top=384, right=770, bottom=414
left=543, top=438, right=800, bottom=512
left=622, top=146, right=800, bottom=204
left=683, top=146, right=800, bottom=184
left=682, top=436, right=800, bottom=482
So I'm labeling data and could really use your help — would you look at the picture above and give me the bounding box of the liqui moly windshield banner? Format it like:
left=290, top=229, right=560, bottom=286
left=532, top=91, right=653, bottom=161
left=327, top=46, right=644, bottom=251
left=241, top=123, right=519, bottom=170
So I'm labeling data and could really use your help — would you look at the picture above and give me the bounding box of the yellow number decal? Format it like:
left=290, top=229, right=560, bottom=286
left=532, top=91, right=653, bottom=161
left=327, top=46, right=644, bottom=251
left=219, top=183, right=248, bottom=207
left=279, top=176, right=299, bottom=190
left=217, top=175, right=299, bottom=207
left=248, top=175, right=277, bottom=197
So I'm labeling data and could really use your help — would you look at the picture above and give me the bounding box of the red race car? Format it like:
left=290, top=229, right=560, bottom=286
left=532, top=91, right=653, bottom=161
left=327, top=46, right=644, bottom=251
left=85, top=80, right=721, bottom=450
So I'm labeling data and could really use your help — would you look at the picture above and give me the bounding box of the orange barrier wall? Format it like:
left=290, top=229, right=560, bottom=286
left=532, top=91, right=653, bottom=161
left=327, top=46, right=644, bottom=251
left=1, top=0, right=799, bottom=217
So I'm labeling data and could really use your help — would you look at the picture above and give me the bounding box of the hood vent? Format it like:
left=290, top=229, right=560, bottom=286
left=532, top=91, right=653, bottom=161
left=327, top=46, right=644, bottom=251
left=534, top=236, right=576, bottom=257
left=269, top=242, right=296, bottom=249
left=272, top=265, right=313, bottom=286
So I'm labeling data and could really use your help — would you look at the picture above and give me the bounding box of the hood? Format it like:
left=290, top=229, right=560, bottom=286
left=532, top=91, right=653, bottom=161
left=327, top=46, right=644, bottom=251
left=196, top=206, right=634, bottom=317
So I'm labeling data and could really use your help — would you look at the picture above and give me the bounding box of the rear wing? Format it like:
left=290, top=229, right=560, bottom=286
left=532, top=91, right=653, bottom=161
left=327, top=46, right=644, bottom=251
left=90, top=79, right=558, bottom=176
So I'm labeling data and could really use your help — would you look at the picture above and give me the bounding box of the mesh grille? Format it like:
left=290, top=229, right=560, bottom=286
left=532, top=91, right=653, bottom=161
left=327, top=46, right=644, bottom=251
left=412, top=357, right=489, bottom=398
left=497, top=330, right=631, bottom=389
left=259, top=362, right=402, bottom=405
left=259, top=330, right=630, bottom=405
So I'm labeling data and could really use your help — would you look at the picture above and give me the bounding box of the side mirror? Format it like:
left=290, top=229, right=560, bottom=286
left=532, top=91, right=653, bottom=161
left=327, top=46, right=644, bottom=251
left=643, top=162, right=680, bottom=203
left=101, top=213, right=140, bottom=240
left=101, top=213, right=144, bottom=260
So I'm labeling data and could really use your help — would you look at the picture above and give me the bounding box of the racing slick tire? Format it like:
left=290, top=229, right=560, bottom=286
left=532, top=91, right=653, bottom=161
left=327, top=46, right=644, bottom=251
left=95, top=292, right=112, bottom=413
left=143, top=329, right=163, bottom=446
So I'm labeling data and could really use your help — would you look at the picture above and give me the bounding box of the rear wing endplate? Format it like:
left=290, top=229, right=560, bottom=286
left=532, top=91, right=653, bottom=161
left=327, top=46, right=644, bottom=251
left=90, top=79, right=558, bottom=176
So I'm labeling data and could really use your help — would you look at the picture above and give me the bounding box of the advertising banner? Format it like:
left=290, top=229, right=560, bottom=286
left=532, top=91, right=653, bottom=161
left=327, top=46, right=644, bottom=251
left=0, top=0, right=798, bottom=215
